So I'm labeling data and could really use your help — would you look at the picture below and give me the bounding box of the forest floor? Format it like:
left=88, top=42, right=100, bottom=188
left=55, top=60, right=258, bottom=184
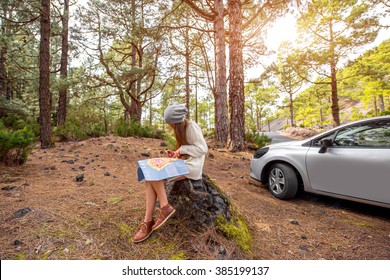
left=0, top=134, right=389, bottom=260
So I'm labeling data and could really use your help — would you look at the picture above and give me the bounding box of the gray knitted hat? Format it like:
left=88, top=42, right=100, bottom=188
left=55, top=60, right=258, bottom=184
left=164, top=103, right=188, bottom=124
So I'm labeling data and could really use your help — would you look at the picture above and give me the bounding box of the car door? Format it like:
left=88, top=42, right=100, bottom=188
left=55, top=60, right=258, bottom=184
left=305, top=119, right=390, bottom=204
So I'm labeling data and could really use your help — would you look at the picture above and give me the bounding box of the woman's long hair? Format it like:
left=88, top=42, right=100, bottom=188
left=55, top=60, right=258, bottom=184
left=174, top=119, right=189, bottom=149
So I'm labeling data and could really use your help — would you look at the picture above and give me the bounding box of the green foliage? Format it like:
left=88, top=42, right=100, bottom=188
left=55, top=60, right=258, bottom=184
left=168, top=251, right=186, bottom=260
left=54, top=119, right=89, bottom=141
left=275, top=39, right=390, bottom=127
left=54, top=115, right=107, bottom=141
left=245, top=130, right=271, bottom=149
left=380, top=111, right=390, bottom=117
left=87, top=122, right=106, bottom=138
left=216, top=214, right=253, bottom=252
left=2, top=114, right=26, bottom=130
left=0, top=96, right=32, bottom=117
left=0, top=119, right=35, bottom=165
left=114, top=119, right=165, bottom=139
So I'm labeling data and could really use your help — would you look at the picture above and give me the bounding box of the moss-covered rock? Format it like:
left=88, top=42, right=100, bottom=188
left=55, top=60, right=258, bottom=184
left=166, top=174, right=253, bottom=254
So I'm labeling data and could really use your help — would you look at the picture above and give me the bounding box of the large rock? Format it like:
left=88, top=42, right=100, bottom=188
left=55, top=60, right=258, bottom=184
left=166, top=174, right=231, bottom=231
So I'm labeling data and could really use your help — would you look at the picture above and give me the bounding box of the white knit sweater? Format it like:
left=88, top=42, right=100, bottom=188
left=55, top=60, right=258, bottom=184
left=179, top=121, right=208, bottom=180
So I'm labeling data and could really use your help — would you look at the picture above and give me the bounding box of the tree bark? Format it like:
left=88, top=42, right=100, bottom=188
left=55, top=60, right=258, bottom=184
left=0, top=4, right=9, bottom=99
left=130, top=98, right=142, bottom=121
left=329, top=16, right=340, bottom=127
left=182, top=0, right=228, bottom=145
left=378, top=94, right=385, bottom=113
left=289, top=92, right=294, bottom=127
left=185, top=15, right=191, bottom=118
left=330, top=58, right=339, bottom=126
left=213, top=0, right=228, bottom=145
left=57, top=0, right=69, bottom=127
left=0, top=46, right=7, bottom=98
left=228, top=0, right=245, bottom=151
left=39, top=0, right=52, bottom=148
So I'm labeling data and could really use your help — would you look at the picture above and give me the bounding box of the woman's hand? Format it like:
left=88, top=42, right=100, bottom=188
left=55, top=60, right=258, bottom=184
left=166, top=150, right=174, bottom=158
left=173, top=149, right=181, bottom=158
left=166, top=150, right=181, bottom=158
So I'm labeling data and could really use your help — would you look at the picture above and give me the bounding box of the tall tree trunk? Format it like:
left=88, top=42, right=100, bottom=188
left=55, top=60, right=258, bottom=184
left=181, top=0, right=228, bottom=143
left=228, top=0, right=245, bottom=151
left=0, top=3, right=9, bottom=99
left=289, top=92, right=294, bottom=127
left=214, top=0, right=228, bottom=145
left=378, top=94, right=384, bottom=113
left=330, top=63, right=339, bottom=126
left=257, top=108, right=262, bottom=131
left=329, top=20, right=340, bottom=127
left=185, top=16, right=190, bottom=118
left=57, top=0, right=69, bottom=127
left=373, top=96, right=378, bottom=116
left=195, top=63, right=198, bottom=123
left=0, top=46, right=7, bottom=98
left=130, top=0, right=137, bottom=119
left=39, top=0, right=52, bottom=148
left=130, top=99, right=142, bottom=121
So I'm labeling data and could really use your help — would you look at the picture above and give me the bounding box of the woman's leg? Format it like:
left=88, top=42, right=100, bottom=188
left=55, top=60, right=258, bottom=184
left=150, top=180, right=176, bottom=231
left=133, top=181, right=157, bottom=243
left=149, top=177, right=186, bottom=207
left=150, top=180, right=168, bottom=208
left=144, top=181, right=157, bottom=222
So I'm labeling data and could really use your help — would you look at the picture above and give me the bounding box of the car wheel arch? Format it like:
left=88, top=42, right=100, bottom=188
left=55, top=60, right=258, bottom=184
left=261, top=160, right=304, bottom=190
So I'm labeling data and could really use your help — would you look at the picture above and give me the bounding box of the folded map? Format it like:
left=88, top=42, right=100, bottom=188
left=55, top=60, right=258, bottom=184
left=137, top=157, right=189, bottom=182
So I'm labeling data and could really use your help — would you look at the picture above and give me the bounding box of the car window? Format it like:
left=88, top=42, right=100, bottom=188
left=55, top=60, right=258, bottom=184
left=334, top=120, right=390, bottom=148
left=312, top=133, right=336, bottom=147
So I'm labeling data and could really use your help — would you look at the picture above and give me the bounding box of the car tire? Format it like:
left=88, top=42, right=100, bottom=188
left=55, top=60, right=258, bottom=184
left=267, top=163, right=298, bottom=200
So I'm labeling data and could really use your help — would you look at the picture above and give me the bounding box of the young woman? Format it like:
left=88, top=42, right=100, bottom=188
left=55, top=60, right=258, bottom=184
left=133, top=103, right=208, bottom=243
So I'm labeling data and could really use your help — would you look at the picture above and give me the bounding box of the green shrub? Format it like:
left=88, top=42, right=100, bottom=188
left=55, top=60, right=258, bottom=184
left=0, top=121, right=35, bottom=165
left=85, top=122, right=106, bottom=138
left=54, top=117, right=108, bottom=141
left=4, top=115, right=40, bottom=138
left=53, top=119, right=88, bottom=141
left=114, top=119, right=165, bottom=139
left=245, top=131, right=271, bottom=149
left=2, top=114, right=23, bottom=129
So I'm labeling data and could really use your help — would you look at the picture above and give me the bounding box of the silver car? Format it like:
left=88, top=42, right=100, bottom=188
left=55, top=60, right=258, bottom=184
left=250, top=116, right=390, bottom=208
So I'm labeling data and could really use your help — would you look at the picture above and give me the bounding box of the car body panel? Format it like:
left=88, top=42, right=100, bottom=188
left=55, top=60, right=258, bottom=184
left=250, top=116, right=390, bottom=208
left=250, top=140, right=311, bottom=188
left=306, top=146, right=390, bottom=204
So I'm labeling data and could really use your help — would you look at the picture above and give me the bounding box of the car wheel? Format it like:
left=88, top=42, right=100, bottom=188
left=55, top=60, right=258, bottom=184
left=267, top=163, right=298, bottom=200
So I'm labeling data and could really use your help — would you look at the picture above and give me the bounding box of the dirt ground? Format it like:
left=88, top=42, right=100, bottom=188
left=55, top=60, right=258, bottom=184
left=1, top=135, right=389, bottom=260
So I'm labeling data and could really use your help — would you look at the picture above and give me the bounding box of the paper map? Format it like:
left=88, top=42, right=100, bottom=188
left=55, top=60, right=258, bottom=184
left=137, top=157, right=189, bottom=182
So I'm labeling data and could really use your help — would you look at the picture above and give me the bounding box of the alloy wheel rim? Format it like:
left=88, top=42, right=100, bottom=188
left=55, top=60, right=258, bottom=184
left=269, top=168, right=285, bottom=194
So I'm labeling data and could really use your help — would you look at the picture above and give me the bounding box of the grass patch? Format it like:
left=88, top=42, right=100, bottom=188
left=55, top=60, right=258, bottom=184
left=15, top=253, right=26, bottom=260
left=342, top=219, right=369, bottom=228
left=168, top=251, right=186, bottom=260
left=107, top=197, right=123, bottom=204
left=118, top=222, right=134, bottom=239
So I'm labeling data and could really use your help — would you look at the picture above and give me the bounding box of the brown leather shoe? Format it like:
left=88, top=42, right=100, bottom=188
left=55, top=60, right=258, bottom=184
left=133, top=220, right=155, bottom=243
left=152, top=204, right=176, bottom=231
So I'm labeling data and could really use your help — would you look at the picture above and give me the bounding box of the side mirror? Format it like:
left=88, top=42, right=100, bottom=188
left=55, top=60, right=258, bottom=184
left=318, top=139, right=332, bottom=154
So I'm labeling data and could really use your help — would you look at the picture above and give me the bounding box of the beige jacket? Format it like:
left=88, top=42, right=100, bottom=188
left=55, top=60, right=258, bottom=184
left=179, top=121, right=208, bottom=180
